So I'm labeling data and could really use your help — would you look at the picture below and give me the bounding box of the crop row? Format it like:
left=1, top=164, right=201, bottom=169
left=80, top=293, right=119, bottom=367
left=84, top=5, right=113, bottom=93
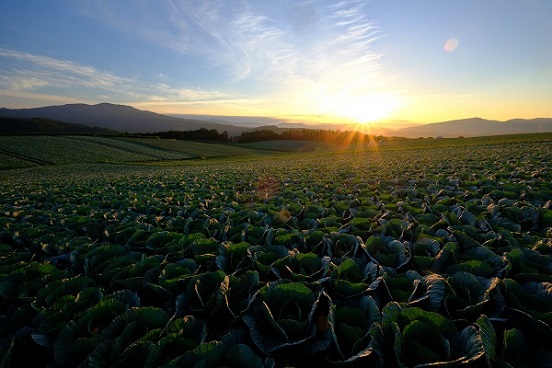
left=67, top=136, right=192, bottom=160
left=0, top=151, right=40, bottom=170
left=0, top=136, right=163, bottom=165
left=118, top=137, right=264, bottom=158
left=1, top=138, right=552, bottom=366
left=0, top=136, right=265, bottom=169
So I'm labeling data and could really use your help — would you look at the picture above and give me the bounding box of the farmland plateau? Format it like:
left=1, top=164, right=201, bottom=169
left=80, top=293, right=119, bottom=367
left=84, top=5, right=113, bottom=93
left=1, top=133, right=552, bottom=367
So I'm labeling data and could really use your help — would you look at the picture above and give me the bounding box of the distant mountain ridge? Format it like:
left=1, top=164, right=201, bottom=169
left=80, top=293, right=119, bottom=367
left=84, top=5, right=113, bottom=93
left=395, top=117, right=552, bottom=138
left=0, top=103, right=249, bottom=136
left=1, top=103, right=551, bottom=138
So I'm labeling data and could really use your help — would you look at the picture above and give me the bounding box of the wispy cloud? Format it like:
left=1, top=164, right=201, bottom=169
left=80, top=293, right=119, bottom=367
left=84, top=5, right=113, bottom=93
left=3, top=1, right=393, bottom=117
left=0, top=48, right=123, bottom=91
left=75, top=0, right=385, bottom=88
left=0, top=47, right=232, bottom=106
left=160, top=0, right=298, bottom=82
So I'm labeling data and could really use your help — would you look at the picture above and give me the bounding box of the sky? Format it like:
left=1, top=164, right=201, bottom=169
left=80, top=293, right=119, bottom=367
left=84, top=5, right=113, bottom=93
left=1, top=0, right=551, bottom=127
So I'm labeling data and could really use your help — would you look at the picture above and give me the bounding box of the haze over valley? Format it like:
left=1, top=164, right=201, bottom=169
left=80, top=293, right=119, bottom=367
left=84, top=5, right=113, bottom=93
left=2, top=102, right=552, bottom=138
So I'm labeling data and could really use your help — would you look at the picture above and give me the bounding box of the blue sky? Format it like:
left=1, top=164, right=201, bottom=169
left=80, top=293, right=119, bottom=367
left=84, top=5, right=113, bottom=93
left=1, top=0, right=551, bottom=125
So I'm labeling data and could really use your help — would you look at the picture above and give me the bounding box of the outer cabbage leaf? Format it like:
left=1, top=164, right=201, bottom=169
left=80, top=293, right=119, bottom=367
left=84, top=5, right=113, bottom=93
left=144, top=231, right=183, bottom=250
left=444, top=272, right=505, bottom=320
left=376, top=303, right=485, bottom=367
left=383, top=271, right=446, bottom=312
left=411, top=238, right=441, bottom=272
left=53, top=298, right=144, bottom=365
left=328, top=257, right=381, bottom=298
left=165, top=329, right=275, bottom=368
left=188, top=238, right=221, bottom=268
left=242, top=280, right=331, bottom=354
left=276, top=251, right=330, bottom=282
left=223, top=270, right=261, bottom=319
left=326, top=233, right=368, bottom=261
left=504, top=279, right=552, bottom=345
left=505, top=247, right=552, bottom=281
left=0, top=262, right=62, bottom=301
left=87, top=306, right=169, bottom=367
left=215, top=241, right=253, bottom=274
left=175, top=270, right=228, bottom=318
left=326, top=295, right=381, bottom=363
left=272, top=228, right=302, bottom=248
left=365, top=235, right=411, bottom=272
left=248, top=245, right=291, bottom=281
left=35, top=286, right=103, bottom=337
left=435, top=244, right=506, bottom=278
left=476, top=316, right=552, bottom=367
left=158, top=259, right=198, bottom=294
left=110, top=255, right=165, bottom=294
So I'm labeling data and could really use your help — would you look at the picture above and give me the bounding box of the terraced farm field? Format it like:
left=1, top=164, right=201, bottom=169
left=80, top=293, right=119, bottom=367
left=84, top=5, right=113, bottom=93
left=0, top=151, right=40, bottom=170
left=240, top=140, right=351, bottom=152
left=0, top=136, right=164, bottom=166
left=1, top=134, right=552, bottom=367
left=0, top=136, right=265, bottom=170
left=119, top=137, right=264, bottom=157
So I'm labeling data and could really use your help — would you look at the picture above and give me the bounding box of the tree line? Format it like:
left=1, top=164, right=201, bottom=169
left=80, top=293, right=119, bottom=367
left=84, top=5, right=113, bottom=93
left=144, top=128, right=229, bottom=142
left=144, top=127, right=383, bottom=144
left=236, top=128, right=382, bottom=144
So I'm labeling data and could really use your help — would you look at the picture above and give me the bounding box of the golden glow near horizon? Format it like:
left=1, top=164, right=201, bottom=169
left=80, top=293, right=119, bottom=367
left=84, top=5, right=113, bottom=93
left=316, top=92, right=402, bottom=125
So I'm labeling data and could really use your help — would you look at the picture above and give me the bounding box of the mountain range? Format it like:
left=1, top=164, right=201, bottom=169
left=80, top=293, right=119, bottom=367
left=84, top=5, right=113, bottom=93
left=1, top=103, right=552, bottom=138
left=0, top=103, right=248, bottom=136
left=395, top=117, right=552, bottom=138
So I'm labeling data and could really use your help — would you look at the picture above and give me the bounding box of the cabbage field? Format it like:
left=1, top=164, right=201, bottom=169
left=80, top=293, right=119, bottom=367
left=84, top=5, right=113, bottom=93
left=0, top=136, right=267, bottom=170
left=1, top=134, right=552, bottom=367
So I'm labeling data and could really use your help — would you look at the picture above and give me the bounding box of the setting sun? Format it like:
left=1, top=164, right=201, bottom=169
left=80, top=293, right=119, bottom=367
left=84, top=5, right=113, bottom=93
left=318, top=92, right=402, bottom=124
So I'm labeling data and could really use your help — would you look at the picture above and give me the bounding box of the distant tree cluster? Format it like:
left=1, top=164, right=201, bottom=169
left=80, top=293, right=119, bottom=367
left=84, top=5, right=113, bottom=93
left=236, top=128, right=382, bottom=144
left=236, top=129, right=280, bottom=143
left=146, top=128, right=229, bottom=142
left=143, top=127, right=384, bottom=145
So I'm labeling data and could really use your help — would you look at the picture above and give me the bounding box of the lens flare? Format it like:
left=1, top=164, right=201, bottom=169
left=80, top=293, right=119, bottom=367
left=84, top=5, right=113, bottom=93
left=444, top=38, right=459, bottom=52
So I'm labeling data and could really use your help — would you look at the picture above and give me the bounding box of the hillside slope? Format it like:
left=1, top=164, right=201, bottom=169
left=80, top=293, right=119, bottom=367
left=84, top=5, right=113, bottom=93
left=0, top=135, right=264, bottom=170
left=0, top=103, right=248, bottom=135
left=0, top=116, right=118, bottom=135
left=396, top=117, right=552, bottom=137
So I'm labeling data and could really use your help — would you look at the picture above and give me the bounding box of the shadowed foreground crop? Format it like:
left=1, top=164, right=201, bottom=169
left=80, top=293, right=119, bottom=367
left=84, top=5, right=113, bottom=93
left=1, top=135, right=552, bottom=367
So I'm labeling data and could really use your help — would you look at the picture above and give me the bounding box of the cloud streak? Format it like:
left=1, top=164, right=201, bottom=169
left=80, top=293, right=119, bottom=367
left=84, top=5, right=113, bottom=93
left=0, top=47, right=232, bottom=106
left=75, top=0, right=385, bottom=89
left=3, top=1, right=393, bottom=118
left=0, top=48, right=122, bottom=91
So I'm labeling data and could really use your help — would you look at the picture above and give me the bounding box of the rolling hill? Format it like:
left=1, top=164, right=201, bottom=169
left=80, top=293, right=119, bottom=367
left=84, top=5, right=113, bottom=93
left=0, top=116, right=118, bottom=135
left=2, top=103, right=552, bottom=138
left=0, top=103, right=249, bottom=135
left=395, top=117, right=552, bottom=138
